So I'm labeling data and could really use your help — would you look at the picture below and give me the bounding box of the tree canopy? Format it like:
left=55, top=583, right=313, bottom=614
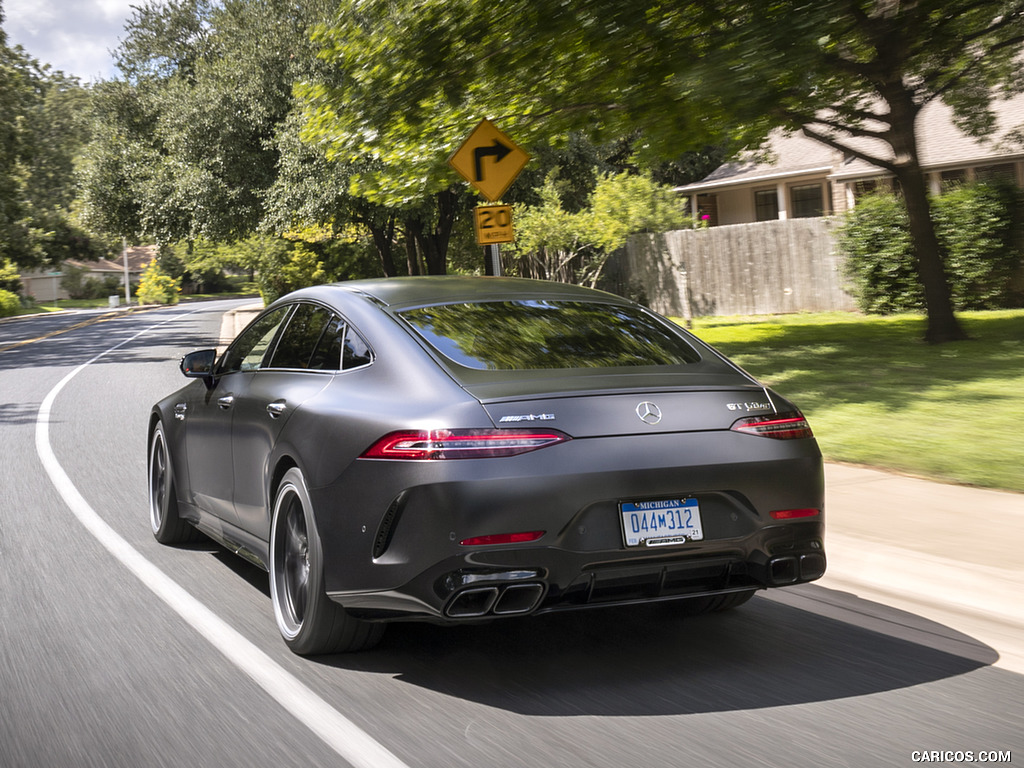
left=0, top=0, right=105, bottom=270
left=10, top=0, right=1024, bottom=339
left=301, top=0, right=1024, bottom=341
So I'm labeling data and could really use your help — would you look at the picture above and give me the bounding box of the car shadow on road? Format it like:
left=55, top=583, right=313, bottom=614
left=318, top=590, right=998, bottom=716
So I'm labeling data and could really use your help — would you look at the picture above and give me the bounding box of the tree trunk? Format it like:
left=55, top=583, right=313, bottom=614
left=403, top=188, right=460, bottom=275
left=886, top=91, right=968, bottom=343
left=367, top=217, right=397, bottom=277
left=352, top=203, right=398, bottom=277
left=895, top=166, right=968, bottom=342
left=404, top=226, right=422, bottom=275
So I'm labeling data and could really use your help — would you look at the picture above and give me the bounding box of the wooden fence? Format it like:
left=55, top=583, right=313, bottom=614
left=618, top=218, right=857, bottom=318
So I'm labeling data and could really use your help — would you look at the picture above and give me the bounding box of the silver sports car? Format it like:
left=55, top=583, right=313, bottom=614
left=149, top=277, right=825, bottom=654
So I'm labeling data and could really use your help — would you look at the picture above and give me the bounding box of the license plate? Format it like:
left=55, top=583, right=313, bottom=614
left=620, top=498, right=703, bottom=547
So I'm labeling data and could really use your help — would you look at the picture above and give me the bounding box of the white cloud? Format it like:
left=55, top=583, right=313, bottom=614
left=3, top=0, right=138, bottom=81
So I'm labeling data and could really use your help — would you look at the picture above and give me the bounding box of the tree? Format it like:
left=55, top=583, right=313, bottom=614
left=302, top=0, right=1024, bottom=341
left=0, top=3, right=104, bottom=270
left=701, top=1, right=1024, bottom=342
left=509, top=171, right=691, bottom=287
left=80, top=0, right=336, bottom=244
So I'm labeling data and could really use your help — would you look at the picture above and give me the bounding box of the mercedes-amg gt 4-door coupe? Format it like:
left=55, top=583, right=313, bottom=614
left=149, top=277, right=825, bottom=654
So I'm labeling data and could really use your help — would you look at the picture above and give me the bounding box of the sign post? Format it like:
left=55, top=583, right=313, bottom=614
left=449, top=120, right=530, bottom=276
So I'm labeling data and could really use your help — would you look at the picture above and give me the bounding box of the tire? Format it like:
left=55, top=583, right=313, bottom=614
left=269, top=467, right=384, bottom=655
left=149, top=420, right=200, bottom=545
left=674, top=589, right=757, bottom=616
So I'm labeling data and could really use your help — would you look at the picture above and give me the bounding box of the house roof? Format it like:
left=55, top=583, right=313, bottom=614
left=65, top=245, right=158, bottom=274
left=680, top=130, right=840, bottom=192
left=832, top=93, right=1024, bottom=181
left=678, top=92, right=1024, bottom=192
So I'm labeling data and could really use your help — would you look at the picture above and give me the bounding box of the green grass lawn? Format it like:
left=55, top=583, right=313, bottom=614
left=683, top=309, right=1024, bottom=493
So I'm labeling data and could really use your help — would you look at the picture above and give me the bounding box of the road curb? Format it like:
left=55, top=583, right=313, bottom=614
left=822, top=532, right=1024, bottom=628
left=218, top=302, right=263, bottom=347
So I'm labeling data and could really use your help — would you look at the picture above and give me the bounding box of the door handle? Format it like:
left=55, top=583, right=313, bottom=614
left=217, top=395, right=235, bottom=409
left=266, top=401, right=287, bottom=418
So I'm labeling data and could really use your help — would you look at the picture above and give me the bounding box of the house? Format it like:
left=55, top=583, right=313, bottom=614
left=676, top=93, right=1024, bottom=226
left=20, top=245, right=157, bottom=302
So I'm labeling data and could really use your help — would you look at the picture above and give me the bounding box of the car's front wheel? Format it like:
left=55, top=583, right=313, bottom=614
left=269, top=467, right=384, bottom=655
left=149, top=420, right=200, bottom=545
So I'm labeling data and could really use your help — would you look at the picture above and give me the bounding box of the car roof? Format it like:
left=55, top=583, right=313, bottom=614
left=291, top=276, right=631, bottom=310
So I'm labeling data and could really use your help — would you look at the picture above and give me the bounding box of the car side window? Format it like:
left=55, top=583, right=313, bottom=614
left=305, top=316, right=373, bottom=371
left=218, top=306, right=290, bottom=375
left=307, top=315, right=345, bottom=371
left=342, top=325, right=372, bottom=369
left=268, top=303, right=334, bottom=370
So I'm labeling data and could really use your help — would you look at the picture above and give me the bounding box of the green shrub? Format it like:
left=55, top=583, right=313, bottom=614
left=839, top=184, right=1024, bottom=313
left=0, top=289, right=21, bottom=317
left=0, top=259, right=21, bottom=294
left=257, top=242, right=326, bottom=304
left=837, top=192, right=921, bottom=313
left=136, top=260, right=181, bottom=305
left=932, top=181, right=1024, bottom=310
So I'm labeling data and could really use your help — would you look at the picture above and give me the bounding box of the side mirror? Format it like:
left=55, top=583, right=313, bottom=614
left=180, top=349, right=218, bottom=379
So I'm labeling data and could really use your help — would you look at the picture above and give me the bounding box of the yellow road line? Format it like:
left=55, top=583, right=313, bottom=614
left=0, top=307, right=153, bottom=354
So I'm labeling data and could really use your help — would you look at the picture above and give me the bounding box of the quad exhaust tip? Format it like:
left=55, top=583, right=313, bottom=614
left=445, top=583, right=545, bottom=618
left=768, top=554, right=826, bottom=585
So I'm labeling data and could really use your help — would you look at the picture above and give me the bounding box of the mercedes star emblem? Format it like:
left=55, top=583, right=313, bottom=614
left=636, top=401, right=662, bottom=425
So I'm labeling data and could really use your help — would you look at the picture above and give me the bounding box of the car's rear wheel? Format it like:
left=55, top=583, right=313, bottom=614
left=149, top=420, right=200, bottom=544
left=269, top=467, right=384, bottom=655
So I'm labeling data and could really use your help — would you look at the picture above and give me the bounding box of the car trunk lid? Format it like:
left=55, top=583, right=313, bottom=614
left=473, top=372, right=779, bottom=437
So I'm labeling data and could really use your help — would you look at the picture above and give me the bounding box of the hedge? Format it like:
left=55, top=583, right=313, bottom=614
left=838, top=182, right=1024, bottom=313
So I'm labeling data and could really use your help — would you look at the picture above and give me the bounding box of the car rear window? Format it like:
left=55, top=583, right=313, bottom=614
left=399, top=300, right=701, bottom=370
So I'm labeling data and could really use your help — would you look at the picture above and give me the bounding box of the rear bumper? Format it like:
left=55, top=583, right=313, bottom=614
left=331, top=520, right=825, bottom=622
left=314, top=430, right=825, bottom=623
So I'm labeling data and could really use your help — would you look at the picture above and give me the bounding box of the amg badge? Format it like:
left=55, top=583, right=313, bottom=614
left=498, top=413, right=556, bottom=423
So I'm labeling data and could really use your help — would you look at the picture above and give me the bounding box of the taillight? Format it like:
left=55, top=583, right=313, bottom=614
left=460, top=531, right=545, bottom=546
left=361, top=429, right=570, bottom=460
left=730, top=412, right=813, bottom=440
left=770, top=508, right=820, bottom=520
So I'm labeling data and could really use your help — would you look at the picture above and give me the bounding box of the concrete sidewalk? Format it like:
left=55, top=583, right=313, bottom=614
left=823, top=462, right=1024, bottom=625
left=818, top=463, right=1024, bottom=671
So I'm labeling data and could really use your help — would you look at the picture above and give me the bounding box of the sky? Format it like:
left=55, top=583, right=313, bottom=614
left=2, top=0, right=137, bottom=82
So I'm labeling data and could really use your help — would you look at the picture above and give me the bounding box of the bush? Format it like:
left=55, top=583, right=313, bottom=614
left=136, top=260, right=181, bottom=305
left=253, top=240, right=326, bottom=304
left=60, top=264, right=123, bottom=300
left=0, top=289, right=20, bottom=317
left=838, top=192, right=921, bottom=313
left=932, top=181, right=1024, bottom=310
left=0, top=259, right=22, bottom=294
left=839, top=184, right=1024, bottom=313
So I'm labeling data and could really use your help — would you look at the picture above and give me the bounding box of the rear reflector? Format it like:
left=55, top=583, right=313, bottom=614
left=770, top=508, right=820, bottom=520
left=731, top=412, right=814, bottom=440
left=460, top=531, right=545, bottom=546
left=361, top=429, right=569, bottom=460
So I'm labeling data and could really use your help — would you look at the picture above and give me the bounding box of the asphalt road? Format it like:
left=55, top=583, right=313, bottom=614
left=1, top=301, right=1021, bottom=768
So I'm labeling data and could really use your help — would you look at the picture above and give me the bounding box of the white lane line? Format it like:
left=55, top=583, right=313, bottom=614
left=34, top=314, right=410, bottom=768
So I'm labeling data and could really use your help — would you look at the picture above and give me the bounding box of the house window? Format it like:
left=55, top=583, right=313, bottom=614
left=790, top=183, right=824, bottom=218
left=852, top=179, right=880, bottom=199
left=754, top=189, right=779, bottom=221
left=940, top=169, right=967, bottom=191
left=975, top=163, right=1017, bottom=184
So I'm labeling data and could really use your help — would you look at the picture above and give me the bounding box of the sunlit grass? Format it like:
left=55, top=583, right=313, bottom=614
left=680, top=309, right=1024, bottom=492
